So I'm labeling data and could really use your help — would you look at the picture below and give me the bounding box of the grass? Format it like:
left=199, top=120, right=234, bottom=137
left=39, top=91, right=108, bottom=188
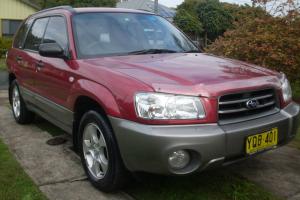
left=126, top=170, right=280, bottom=200
left=0, top=58, right=6, bottom=71
left=292, top=81, right=300, bottom=101
left=0, top=139, right=47, bottom=200
left=290, top=127, right=300, bottom=150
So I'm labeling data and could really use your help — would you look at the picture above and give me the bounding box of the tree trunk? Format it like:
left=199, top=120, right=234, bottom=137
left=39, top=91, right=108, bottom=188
left=204, top=31, right=208, bottom=48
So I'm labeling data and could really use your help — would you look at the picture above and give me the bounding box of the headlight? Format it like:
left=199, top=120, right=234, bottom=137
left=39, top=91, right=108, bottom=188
left=280, top=73, right=292, bottom=102
left=135, top=93, right=205, bottom=120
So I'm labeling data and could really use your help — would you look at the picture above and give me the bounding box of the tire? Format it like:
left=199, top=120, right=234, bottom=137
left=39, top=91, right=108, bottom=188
left=78, top=110, right=129, bottom=192
left=9, top=80, right=35, bottom=124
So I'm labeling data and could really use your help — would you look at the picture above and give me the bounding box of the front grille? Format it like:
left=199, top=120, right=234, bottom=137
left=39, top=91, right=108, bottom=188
left=218, top=88, right=278, bottom=122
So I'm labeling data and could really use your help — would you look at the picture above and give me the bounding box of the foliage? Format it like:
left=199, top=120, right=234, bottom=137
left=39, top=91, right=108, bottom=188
left=0, top=59, right=6, bottom=71
left=0, top=37, right=13, bottom=58
left=196, top=0, right=233, bottom=46
left=222, top=3, right=269, bottom=22
left=177, top=0, right=234, bottom=47
left=173, top=9, right=203, bottom=39
left=35, top=0, right=116, bottom=9
left=207, top=14, right=300, bottom=83
left=177, top=0, right=203, bottom=13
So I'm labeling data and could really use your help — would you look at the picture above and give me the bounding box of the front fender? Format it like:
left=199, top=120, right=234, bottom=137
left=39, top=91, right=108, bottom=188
left=67, top=79, right=122, bottom=117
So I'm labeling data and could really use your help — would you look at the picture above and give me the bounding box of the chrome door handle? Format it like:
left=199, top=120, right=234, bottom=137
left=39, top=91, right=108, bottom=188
left=36, top=61, right=44, bottom=67
left=16, top=56, right=22, bottom=62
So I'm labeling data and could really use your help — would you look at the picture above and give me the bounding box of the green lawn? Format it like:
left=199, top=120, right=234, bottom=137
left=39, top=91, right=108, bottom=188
left=290, top=127, right=300, bottom=150
left=126, top=171, right=280, bottom=200
left=292, top=81, right=300, bottom=101
left=0, top=58, right=6, bottom=71
left=0, top=139, right=47, bottom=200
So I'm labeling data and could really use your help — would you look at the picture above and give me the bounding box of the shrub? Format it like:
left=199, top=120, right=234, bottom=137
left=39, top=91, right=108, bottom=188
left=207, top=15, right=300, bottom=83
left=0, top=37, right=13, bottom=58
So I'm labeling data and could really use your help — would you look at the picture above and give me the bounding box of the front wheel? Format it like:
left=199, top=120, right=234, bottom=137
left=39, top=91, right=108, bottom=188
left=10, top=80, right=35, bottom=124
left=78, top=110, right=129, bottom=192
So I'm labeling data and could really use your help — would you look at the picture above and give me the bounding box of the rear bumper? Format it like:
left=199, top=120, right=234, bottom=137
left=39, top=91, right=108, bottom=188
left=109, top=102, right=300, bottom=175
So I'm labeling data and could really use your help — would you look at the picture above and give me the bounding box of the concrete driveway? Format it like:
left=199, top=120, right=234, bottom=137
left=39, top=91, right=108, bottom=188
left=0, top=89, right=299, bottom=200
left=0, top=71, right=8, bottom=90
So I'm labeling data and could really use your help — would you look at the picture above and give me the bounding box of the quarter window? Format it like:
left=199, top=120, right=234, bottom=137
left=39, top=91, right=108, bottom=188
left=43, top=17, right=68, bottom=50
left=24, top=18, right=49, bottom=51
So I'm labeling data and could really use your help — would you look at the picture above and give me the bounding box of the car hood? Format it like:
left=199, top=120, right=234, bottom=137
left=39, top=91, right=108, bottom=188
left=84, top=53, right=281, bottom=97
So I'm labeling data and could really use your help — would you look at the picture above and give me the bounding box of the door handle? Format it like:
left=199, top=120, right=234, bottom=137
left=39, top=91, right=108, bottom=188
left=35, top=61, right=44, bottom=71
left=35, top=60, right=44, bottom=68
left=16, top=56, right=22, bottom=62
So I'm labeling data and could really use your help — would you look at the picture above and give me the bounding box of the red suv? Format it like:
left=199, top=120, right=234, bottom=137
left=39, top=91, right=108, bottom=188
left=6, top=6, right=300, bottom=192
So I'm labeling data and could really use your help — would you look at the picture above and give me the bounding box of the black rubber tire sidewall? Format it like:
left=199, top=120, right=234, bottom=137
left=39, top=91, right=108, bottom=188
left=78, top=110, right=127, bottom=192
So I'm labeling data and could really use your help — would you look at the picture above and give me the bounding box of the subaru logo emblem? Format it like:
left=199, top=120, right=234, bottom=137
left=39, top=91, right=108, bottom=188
left=246, top=99, right=259, bottom=109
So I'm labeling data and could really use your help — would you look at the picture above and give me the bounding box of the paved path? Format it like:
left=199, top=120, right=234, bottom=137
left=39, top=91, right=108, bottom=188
left=228, top=147, right=300, bottom=200
left=0, top=71, right=8, bottom=90
left=0, top=89, right=299, bottom=200
left=0, top=90, right=131, bottom=200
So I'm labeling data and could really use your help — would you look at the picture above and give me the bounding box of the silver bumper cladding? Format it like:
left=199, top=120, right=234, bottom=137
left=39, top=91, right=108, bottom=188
left=109, top=102, right=300, bottom=175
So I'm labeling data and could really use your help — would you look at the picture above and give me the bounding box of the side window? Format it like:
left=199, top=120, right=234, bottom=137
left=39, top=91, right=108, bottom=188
left=43, top=17, right=68, bottom=50
left=24, top=18, right=49, bottom=51
left=13, top=19, right=33, bottom=49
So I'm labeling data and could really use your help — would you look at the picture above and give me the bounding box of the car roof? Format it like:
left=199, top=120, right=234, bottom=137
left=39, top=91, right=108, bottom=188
left=31, top=6, right=153, bottom=18
left=74, top=7, right=153, bottom=14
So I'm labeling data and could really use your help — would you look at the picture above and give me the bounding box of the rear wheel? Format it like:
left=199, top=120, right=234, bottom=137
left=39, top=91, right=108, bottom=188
left=10, top=80, right=35, bottom=124
left=78, top=110, right=129, bottom=192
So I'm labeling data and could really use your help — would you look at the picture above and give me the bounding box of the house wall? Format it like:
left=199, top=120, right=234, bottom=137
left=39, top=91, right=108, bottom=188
left=0, top=0, right=37, bottom=37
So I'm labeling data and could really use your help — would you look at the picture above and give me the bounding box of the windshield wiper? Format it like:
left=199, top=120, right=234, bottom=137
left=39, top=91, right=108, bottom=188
left=127, top=49, right=178, bottom=55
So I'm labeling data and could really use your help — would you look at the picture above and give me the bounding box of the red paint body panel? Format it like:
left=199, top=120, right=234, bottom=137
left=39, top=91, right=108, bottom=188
left=6, top=8, right=287, bottom=125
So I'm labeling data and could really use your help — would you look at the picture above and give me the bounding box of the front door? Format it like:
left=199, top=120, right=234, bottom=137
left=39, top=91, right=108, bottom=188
left=33, top=16, right=73, bottom=128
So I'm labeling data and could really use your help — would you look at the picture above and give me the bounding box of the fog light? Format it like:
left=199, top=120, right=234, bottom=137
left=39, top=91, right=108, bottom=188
left=168, top=150, right=190, bottom=169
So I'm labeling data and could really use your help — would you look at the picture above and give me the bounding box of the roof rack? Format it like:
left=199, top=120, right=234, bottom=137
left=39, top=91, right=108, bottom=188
left=35, top=5, right=75, bottom=14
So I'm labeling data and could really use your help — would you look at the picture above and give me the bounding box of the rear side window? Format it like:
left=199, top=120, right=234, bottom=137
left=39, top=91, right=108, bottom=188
left=43, top=17, right=68, bottom=50
left=24, top=17, right=49, bottom=51
left=13, top=19, right=33, bottom=49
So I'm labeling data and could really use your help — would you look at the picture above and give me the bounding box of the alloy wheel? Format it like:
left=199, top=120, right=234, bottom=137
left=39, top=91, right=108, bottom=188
left=12, top=86, right=21, bottom=118
left=82, top=123, right=109, bottom=180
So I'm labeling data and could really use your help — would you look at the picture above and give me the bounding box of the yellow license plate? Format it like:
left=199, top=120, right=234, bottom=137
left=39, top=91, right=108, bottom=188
left=246, top=128, right=278, bottom=154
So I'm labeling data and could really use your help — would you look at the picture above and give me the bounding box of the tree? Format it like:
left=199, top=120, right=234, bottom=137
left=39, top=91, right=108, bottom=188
left=196, top=0, right=233, bottom=47
left=174, top=9, right=203, bottom=41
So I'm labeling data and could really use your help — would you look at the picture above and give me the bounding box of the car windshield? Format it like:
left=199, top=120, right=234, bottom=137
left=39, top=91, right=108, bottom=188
left=72, top=12, right=199, bottom=58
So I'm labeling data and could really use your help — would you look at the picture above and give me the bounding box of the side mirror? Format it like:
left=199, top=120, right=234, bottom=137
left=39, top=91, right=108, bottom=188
left=39, top=43, right=66, bottom=58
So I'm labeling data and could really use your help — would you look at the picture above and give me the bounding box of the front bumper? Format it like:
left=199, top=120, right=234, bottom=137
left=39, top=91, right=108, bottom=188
left=109, top=102, right=300, bottom=175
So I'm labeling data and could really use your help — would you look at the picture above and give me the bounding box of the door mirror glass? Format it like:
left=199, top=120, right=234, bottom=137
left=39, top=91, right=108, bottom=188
left=39, top=43, right=65, bottom=58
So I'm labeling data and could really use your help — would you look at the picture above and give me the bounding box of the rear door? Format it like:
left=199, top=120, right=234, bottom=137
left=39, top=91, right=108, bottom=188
left=8, top=18, right=33, bottom=90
